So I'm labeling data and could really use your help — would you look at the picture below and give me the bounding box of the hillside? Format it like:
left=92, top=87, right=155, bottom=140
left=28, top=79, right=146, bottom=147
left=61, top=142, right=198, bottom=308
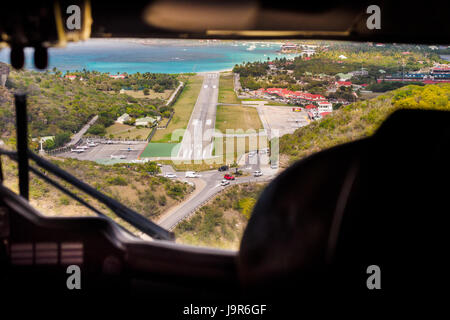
left=1, top=156, right=194, bottom=232
left=175, top=183, right=267, bottom=250
left=0, top=68, right=177, bottom=142
left=280, top=83, right=450, bottom=164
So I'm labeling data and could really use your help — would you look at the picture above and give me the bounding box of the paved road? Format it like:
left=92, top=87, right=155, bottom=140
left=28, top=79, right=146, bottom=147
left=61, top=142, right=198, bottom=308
left=165, top=81, right=184, bottom=106
left=158, top=154, right=276, bottom=230
left=68, top=115, right=98, bottom=146
left=177, top=73, right=219, bottom=160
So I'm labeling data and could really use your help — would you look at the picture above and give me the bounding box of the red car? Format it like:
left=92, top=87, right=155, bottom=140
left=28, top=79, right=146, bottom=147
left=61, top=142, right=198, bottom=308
left=224, top=174, right=235, bottom=180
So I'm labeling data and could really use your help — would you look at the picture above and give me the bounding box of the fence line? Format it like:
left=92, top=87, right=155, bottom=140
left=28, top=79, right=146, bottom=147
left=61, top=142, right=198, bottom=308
left=157, top=111, right=175, bottom=130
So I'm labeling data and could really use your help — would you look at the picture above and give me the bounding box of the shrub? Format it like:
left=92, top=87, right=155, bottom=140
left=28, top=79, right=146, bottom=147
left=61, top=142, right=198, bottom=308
left=106, top=176, right=128, bottom=186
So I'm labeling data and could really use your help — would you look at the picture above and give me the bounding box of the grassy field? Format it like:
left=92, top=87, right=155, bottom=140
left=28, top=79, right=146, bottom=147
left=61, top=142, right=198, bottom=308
left=215, top=105, right=263, bottom=133
left=140, top=143, right=180, bottom=158
left=218, top=73, right=240, bottom=104
left=213, top=136, right=269, bottom=164
left=152, top=75, right=203, bottom=142
left=121, top=89, right=173, bottom=100
left=105, top=123, right=152, bottom=140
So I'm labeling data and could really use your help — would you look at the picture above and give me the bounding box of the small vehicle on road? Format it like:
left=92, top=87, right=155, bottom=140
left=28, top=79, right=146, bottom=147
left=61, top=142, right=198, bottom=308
left=218, top=165, right=229, bottom=172
left=185, top=171, right=201, bottom=178
left=157, top=163, right=163, bottom=167
left=111, top=155, right=126, bottom=159
left=164, top=173, right=177, bottom=178
left=224, top=174, right=235, bottom=180
left=270, top=162, right=278, bottom=169
left=220, top=179, right=230, bottom=186
left=254, top=170, right=263, bottom=177
left=105, top=140, right=114, bottom=144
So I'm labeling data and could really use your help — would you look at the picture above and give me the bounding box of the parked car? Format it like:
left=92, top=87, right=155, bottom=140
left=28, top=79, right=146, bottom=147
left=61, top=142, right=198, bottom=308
left=164, top=173, right=177, bottom=178
left=157, top=163, right=163, bottom=167
left=220, top=179, right=230, bottom=186
left=270, top=162, right=278, bottom=169
left=218, top=165, right=229, bottom=172
left=224, top=174, right=235, bottom=180
left=254, top=170, right=263, bottom=177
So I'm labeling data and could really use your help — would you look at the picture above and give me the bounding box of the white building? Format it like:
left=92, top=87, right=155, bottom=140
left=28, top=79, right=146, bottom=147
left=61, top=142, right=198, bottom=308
left=116, top=113, right=131, bottom=124
left=317, top=101, right=333, bottom=113
left=135, top=116, right=157, bottom=127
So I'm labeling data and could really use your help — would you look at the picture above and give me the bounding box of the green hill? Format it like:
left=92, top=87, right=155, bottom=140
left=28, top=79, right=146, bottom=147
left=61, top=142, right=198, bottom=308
left=0, top=68, right=177, bottom=141
left=280, top=83, right=450, bottom=164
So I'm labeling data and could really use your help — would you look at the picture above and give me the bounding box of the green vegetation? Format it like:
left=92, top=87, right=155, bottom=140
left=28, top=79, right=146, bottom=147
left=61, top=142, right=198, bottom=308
left=367, top=81, right=425, bottom=92
left=0, top=67, right=178, bottom=147
left=175, top=183, right=266, bottom=249
left=152, top=75, right=203, bottom=142
left=104, top=123, right=152, bottom=140
left=218, top=73, right=240, bottom=104
left=215, top=105, right=263, bottom=132
left=1, top=157, right=193, bottom=227
left=233, top=43, right=442, bottom=95
left=280, top=84, right=450, bottom=164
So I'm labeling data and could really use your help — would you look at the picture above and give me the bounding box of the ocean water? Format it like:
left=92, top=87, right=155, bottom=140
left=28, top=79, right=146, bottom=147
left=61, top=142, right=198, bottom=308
left=0, top=39, right=289, bottom=74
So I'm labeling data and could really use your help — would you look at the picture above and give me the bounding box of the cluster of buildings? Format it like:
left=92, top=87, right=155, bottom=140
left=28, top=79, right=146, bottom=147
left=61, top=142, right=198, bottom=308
left=378, top=64, right=450, bottom=84
left=116, top=113, right=160, bottom=127
left=279, top=42, right=317, bottom=57
left=253, top=87, right=333, bottom=120
left=109, top=74, right=126, bottom=79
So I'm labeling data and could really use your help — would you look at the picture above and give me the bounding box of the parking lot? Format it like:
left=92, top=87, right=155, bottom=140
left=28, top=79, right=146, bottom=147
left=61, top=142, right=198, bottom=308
left=257, top=105, right=310, bottom=137
left=58, top=140, right=148, bottom=163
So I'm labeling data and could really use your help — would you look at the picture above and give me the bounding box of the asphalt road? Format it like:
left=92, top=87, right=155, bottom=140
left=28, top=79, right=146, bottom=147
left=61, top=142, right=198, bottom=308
left=68, top=115, right=98, bottom=146
left=158, top=153, right=276, bottom=230
left=177, top=73, right=219, bottom=160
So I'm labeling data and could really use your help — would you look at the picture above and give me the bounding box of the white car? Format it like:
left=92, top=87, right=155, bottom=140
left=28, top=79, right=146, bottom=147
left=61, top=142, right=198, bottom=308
left=157, top=163, right=163, bottom=167
left=87, top=142, right=97, bottom=147
left=254, top=170, right=263, bottom=177
left=165, top=173, right=177, bottom=178
left=185, top=171, right=201, bottom=178
left=111, top=155, right=126, bottom=159
left=106, top=140, right=114, bottom=144
left=221, top=179, right=230, bottom=186
left=270, top=163, right=278, bottom=169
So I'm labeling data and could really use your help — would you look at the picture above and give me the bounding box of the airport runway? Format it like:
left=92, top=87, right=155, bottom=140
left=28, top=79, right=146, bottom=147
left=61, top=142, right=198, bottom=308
left=177, top=73, right=219, bottom=160
left=59, top=140, right=147, bottom=162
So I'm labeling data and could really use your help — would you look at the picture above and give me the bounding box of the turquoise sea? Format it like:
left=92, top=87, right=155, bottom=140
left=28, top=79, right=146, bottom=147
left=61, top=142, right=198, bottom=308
left=0, top=39, right=291, bottom=74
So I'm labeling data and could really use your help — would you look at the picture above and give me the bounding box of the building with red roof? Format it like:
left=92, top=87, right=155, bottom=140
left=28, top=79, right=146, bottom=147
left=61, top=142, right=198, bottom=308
left=336, top=81, right=352, bottom=87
